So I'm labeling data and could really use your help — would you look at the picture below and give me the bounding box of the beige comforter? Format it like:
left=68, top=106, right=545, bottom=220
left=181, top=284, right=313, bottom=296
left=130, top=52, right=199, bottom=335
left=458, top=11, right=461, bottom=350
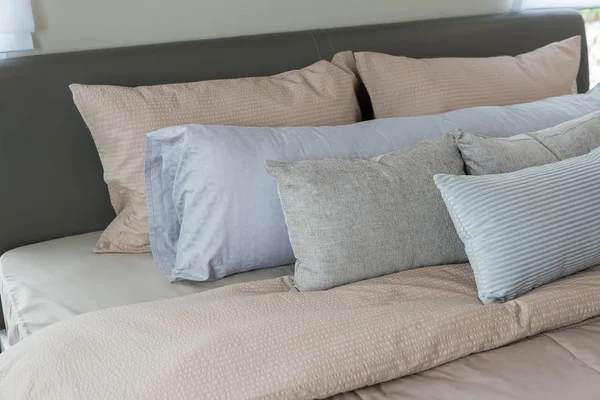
left=1, top=264, right=600, bottom=399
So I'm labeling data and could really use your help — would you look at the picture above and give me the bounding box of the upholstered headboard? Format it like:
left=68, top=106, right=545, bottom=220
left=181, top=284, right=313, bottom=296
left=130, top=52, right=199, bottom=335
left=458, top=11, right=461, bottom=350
left=0, top=8, right=588, bottom=255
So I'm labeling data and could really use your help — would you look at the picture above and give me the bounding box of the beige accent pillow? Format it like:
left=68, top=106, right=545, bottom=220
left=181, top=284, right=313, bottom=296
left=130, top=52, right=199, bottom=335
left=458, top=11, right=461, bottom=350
left=71, top=59, right=360, bottom=253
left=352, top=36, right=581, bottom=118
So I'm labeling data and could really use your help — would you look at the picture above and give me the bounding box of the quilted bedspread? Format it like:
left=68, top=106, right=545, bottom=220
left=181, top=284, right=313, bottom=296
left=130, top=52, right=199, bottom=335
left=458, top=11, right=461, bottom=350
left=1, top=264, right=600, bottom=399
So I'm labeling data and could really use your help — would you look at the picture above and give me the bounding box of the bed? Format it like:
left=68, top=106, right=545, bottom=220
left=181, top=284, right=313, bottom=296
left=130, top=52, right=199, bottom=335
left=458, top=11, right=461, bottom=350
left=0, top=8, right=597, bottom=400
left=0, top=232, right=294, bottom=346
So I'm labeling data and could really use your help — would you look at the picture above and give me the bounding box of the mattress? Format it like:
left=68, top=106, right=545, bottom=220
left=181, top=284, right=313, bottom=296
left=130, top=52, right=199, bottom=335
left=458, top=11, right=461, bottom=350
left=0, top=232, right=294, bottom=346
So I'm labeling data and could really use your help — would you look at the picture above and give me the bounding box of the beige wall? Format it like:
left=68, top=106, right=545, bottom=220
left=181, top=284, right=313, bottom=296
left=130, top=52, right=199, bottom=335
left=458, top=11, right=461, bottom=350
left=28, top=0, right=511, bottom=54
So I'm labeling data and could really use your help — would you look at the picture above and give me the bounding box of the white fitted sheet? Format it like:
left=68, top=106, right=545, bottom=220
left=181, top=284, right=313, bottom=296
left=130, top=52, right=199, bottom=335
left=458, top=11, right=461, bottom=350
left=0, top=232, right=294, bottom=346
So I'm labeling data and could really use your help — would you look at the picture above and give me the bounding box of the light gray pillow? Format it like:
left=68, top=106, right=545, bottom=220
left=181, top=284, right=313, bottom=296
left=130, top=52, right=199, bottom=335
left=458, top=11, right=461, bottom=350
left=266, top=136, right=465, bottom=291
left=453, top=111, right=600, bottom=175
left=435, top=147, right=600, bottom=304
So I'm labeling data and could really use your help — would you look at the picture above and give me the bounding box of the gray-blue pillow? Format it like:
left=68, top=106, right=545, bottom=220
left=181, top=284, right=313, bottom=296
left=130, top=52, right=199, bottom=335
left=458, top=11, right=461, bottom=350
left=145, top=87, right=600, bottom=282
left=435, top=147, right=600, bottom=304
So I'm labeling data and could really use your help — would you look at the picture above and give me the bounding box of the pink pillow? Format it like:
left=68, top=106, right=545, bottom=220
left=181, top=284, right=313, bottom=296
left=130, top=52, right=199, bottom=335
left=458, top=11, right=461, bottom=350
left=71, top=58, right=360, bottom=253
left=353, top=36, right=581, bottom=118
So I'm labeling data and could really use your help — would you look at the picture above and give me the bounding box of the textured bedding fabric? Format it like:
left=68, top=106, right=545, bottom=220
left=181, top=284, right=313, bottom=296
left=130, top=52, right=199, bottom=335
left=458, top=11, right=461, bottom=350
left=332, top=317, right=600, bottom=400
left=0, top=232, right=293, bottom=346
left=70, top=57, right=360, bottom=254
left=436, top=147, right=600, bottom=303
left=353, top=36, right=581, bottom=118
left=146, top=86, right=600, bottom=283
left=2, top=264, right=600, bottom=399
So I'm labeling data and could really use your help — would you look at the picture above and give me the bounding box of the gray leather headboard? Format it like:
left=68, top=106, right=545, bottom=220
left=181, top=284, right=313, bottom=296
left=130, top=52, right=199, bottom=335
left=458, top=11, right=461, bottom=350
left=0, top=9, right=588, bottom=255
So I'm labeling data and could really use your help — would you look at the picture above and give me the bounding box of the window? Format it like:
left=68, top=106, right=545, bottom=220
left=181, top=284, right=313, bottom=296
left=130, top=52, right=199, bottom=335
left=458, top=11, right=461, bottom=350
left=516, top=1, right=600, bottom=8
left=513, top=1, right=600, bottom=88
left=583, top=9, right=600, bottom=87
left=0, top=0, right=34, bottom=53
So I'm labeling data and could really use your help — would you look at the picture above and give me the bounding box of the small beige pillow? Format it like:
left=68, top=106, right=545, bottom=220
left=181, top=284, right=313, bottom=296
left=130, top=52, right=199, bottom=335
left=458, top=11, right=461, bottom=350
left=352, top=36, right=581, bottom=118
left=71, top=58, right=360, bottom=253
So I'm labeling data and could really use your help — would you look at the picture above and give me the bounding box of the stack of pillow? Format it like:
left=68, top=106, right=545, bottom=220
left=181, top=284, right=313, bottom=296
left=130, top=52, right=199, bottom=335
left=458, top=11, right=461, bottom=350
left=71, top=35, right=600, bottom=304
left=269, top=112, right=600, bottom=304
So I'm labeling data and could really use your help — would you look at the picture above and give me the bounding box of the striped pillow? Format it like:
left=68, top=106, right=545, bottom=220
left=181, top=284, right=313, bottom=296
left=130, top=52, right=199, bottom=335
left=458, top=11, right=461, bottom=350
left=435, top=147, right=600, bottom=304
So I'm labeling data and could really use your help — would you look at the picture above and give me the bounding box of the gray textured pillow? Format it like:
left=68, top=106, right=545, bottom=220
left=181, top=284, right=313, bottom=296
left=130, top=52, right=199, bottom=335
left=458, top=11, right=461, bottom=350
left=453, top=111, right=600, bottom=175
left=435, top=147, right=600, bottom=304
left=266, top=136, right=466, bottom=291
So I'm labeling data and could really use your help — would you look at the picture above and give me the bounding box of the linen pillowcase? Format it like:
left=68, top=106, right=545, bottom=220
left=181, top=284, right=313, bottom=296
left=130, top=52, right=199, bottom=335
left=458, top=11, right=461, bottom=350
left=266, top=136, right=465, bottom=291
left=453, top=111, right=600, bottom=175
left=146, top=86, right=600, bottom=282
left=435, top=147, right=600, bottom=304
left=70, top=58, right=361, bottom=253
left=351, top=36, right=581, bottom=118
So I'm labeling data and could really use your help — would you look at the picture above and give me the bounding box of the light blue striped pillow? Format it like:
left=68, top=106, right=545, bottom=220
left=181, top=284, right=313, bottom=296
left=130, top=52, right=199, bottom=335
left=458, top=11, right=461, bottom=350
left=435, top=147, right=600, bottom=304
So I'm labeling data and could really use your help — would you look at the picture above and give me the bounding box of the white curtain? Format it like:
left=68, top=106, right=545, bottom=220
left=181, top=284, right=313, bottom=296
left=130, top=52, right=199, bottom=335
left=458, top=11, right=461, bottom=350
left=0, top=0, right=34, bottom=52
left=517, top=0, right=600, bottom=9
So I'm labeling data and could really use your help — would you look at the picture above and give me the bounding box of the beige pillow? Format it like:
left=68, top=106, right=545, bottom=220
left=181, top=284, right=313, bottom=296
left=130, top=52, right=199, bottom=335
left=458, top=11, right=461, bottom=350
left=71, top=58, right=360, bottom=253
left=352, top=36, right=581, bottom=118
